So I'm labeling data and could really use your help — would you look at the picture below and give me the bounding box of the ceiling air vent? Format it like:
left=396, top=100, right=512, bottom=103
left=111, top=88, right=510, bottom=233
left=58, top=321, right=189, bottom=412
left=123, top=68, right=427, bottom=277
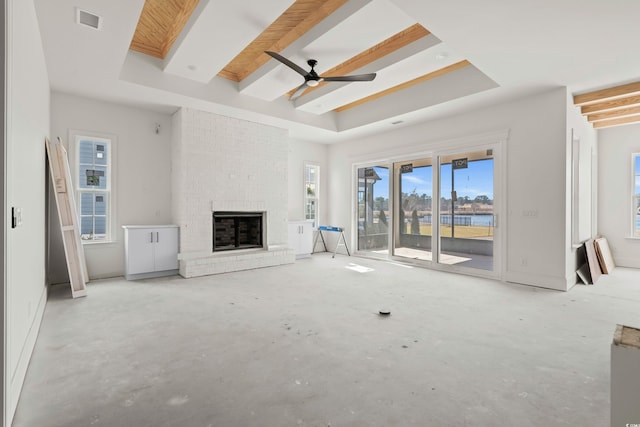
left=76, top=8, right=102, bottom=30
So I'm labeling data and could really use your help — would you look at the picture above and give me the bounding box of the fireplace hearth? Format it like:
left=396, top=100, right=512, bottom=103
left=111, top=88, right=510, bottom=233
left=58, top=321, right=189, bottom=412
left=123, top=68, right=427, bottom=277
left=213, top=211, right=264, bottom=252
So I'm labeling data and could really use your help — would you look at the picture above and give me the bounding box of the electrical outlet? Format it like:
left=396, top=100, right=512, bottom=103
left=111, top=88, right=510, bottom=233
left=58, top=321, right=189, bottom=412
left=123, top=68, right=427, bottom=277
left=520, top=257, right=528, bottom=267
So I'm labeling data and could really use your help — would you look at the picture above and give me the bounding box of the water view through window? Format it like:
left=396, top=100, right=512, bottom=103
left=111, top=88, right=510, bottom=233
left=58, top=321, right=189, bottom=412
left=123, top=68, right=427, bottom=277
left=356, top=147, right=497, bottom=273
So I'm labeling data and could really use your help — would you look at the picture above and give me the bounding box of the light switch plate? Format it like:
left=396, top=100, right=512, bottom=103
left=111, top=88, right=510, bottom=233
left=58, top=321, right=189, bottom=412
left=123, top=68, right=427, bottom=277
left=11, top=207, right=22, bottom=228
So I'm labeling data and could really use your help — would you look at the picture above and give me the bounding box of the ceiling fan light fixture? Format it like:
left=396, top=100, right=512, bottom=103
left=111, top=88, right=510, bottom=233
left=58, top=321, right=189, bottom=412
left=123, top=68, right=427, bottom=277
left=264, top=51, right=376, bottom=101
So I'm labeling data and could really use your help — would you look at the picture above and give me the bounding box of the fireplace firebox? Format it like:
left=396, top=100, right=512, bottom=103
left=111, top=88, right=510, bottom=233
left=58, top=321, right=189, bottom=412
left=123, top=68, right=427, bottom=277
left=213, top=211, right=264, bottom=252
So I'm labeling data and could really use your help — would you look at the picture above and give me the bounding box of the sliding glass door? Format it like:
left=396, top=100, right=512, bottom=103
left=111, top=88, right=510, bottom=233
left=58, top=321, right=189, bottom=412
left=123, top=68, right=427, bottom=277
left=358, top=143, right=500, bottom=278
left=393, top=158, right=433, bottom=261
left=357, top=165, right=390, bottom=255
left=438, top=150, right=495, bottom=272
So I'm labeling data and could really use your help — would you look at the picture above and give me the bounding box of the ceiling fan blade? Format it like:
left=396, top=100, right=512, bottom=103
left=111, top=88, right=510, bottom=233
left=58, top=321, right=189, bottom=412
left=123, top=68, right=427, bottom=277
left=265, top=51, right=309, bottom=77
left=289, top=82, right=308, bottom=100
left=322, top=73, right=377, bottom=82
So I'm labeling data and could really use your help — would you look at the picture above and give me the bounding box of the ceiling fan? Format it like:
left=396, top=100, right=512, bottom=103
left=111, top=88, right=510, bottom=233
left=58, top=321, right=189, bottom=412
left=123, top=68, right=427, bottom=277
left=265, top=51, right=377, bottom=100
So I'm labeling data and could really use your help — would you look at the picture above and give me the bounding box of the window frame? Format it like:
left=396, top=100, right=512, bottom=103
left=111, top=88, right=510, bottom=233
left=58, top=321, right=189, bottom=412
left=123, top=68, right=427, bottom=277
left=69, top=130, right=117, bottom=244
left=304, top=162, right=320, bottom=229
left=632, top=153, right=640, bottom=238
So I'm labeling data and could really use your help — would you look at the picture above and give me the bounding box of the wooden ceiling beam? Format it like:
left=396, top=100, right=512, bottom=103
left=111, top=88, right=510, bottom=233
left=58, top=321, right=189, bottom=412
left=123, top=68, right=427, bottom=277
left=580, top=94, right=640, bottom=115
left=592, top=115, right=640, bottom=129
left=574, top=81, right=640, bottom=106
left=161, top=0, right=199, bottom=58
left=130, top=0, right=199, bottom=59
left=574, top=80, right=640, bottom=129
left=334, top=60, right=470, bottom=112
left=587, top=106, right=640, bottom=122
left=218, top=0, right=350, bottom=82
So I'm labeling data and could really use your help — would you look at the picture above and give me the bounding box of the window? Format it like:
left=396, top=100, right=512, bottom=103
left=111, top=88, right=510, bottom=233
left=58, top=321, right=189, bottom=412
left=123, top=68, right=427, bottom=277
left=633, top=153, right=640, bottom=237
left=304, top=163, right=319, bottom=228
left=75, top=135, right=112, bottom=241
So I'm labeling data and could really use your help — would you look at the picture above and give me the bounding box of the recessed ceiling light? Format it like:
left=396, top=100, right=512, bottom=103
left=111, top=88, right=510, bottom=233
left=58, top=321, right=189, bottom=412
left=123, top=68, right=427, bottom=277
left=187, top=65, right=198, bottom=71
left=76, top=8, right=102, bottom=30
left=435, top=52, right=448, bottom=60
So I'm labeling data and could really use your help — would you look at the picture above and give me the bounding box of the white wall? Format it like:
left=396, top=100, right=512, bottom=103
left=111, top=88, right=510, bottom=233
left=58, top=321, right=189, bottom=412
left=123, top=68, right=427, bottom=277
left=0, top=0, right=5, bottom=418
left=327, top=88, right=573, bottom=290
left=4, top=0, right=51, bottom=422
left=287, top=138, right=329, bottom=224
left=598, top=123, right=640, bottom=268
left=49, top=92, right=174, bottom=280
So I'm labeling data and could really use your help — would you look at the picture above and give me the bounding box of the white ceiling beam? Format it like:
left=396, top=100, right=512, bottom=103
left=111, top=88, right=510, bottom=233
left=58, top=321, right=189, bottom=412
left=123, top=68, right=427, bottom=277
left=294, top=37, right=465, bottom=114
left=162, top=0, right=293, bottom=83
left=239, top=0, right=414, bottom=101
left=336, top=64, right=498, bottom=132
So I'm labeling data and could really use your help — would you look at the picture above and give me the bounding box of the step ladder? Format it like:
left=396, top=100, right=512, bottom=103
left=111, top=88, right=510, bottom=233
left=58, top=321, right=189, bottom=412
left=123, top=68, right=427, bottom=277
left=46, top=137, right=88, bottom=298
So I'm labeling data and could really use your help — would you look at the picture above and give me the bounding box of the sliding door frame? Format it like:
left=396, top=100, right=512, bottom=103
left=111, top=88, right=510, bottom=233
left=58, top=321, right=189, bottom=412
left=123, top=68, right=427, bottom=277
left=351, top=129, right=508, bottom=281
left=430, top=141, right=504, bottom=279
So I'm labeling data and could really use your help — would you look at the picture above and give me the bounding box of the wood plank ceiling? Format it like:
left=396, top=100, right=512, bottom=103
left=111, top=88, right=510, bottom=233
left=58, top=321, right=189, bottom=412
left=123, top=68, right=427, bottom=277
left=574, top=81, right=640, bottom=129
left=130, top=0, right=200, bottom=59
left=218, top=0, right=351, bottom=82
left=129, top=0, right=472, bottom=112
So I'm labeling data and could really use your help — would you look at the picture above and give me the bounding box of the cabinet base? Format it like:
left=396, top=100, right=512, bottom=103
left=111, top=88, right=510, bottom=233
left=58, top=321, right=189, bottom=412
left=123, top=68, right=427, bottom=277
left=125, top=269, right=179, bottom=281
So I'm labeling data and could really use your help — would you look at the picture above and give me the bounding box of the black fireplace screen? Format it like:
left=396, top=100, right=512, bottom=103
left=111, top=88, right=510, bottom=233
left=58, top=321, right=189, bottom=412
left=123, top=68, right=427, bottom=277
left=213, top=212, right=263, bottom=251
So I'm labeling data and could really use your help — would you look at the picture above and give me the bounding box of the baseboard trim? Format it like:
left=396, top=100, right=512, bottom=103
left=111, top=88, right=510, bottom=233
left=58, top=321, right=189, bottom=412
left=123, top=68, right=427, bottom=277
left=8, top=285, right=48, bottom=422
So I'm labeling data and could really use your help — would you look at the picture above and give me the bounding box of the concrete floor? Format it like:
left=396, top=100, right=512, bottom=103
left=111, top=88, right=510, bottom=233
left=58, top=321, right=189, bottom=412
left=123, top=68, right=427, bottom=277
left=13, top=254, right=640, bottom=426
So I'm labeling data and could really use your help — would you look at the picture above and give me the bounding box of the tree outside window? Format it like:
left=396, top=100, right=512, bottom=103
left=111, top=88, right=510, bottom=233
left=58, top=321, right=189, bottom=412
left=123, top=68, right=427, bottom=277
left=305, top=163, right=319, bottom=228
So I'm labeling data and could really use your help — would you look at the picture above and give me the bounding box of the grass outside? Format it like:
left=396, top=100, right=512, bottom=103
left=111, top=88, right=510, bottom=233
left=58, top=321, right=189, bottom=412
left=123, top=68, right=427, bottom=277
left=410, top=223, right=494, bottom=238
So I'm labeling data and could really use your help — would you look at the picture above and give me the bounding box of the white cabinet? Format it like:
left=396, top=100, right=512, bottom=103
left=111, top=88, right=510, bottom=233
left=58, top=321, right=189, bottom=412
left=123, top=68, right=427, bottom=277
left=288, top=220, right=314, bottom=259
left=123, top=225, right=179, bottom=280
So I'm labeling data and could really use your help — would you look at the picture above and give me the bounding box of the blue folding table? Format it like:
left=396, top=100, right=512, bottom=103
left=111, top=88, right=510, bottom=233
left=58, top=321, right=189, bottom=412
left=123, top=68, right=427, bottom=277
left=313, top=225, right=350, bottom=258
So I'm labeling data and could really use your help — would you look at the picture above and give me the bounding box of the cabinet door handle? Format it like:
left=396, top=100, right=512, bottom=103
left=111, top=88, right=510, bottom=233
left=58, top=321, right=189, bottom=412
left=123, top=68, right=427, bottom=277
left=156, top=232, right=160, bottom=242
left=150, top=232, right=154, bottom=243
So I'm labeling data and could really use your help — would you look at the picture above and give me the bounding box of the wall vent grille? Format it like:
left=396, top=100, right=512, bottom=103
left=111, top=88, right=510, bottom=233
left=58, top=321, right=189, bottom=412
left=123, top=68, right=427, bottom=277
left=76, top=8, right=101, bottom=30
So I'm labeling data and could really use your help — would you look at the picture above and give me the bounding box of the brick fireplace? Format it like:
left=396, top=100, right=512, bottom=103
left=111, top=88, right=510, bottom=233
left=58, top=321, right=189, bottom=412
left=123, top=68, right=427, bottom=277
left=171, top=108, right=294, bottom=277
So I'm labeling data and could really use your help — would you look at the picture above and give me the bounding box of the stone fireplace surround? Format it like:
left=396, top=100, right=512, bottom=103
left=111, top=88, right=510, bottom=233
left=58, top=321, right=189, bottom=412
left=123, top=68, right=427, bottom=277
left=171, top=108, right=294, bottom=278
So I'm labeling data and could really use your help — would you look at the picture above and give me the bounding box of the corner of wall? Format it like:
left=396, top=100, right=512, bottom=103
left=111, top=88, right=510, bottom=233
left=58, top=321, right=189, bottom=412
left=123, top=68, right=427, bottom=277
left=5, top=0, right=52, bottom=422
